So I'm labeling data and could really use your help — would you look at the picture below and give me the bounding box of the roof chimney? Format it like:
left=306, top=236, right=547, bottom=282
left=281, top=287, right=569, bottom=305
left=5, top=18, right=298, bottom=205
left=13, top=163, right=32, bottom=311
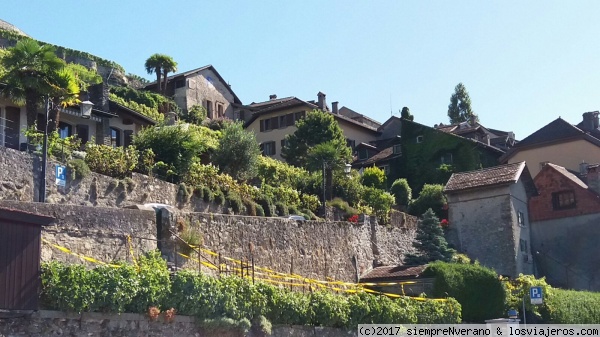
left=582, top=111, right=599, bottom=131
left=317, top=92, right=326, bottom=111
left=587, top=164, right=600, bottom=195
left=269, top=94, right=277, bottom=100
left=332, top=101, right=339, bottom=114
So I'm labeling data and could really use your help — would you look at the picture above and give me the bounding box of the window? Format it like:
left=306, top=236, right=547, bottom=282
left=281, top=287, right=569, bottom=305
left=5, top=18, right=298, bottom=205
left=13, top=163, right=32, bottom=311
left=358, top=148, right=369, bottom=160
left=76, top=125, right=89, bottom=146
left=216, top=102, right=224, bottom=117
left=517, top=211, right=525, bottom=227
left=286, top=113, right=295, bottom=127
left=294, top=111, right=305, bottom=121
left=110, top=127, right=121, bottom=148
left=416, top=135, right=424, bottom=143
left=175, top=79, right=186, bottom=89
left=346, top=139, right=356, bottom=149
left=206, top=100, right=213, bottom=118
left=380, top=165, right=390, bottom=175
left=260, top=117, right=279, bottom=132
left=281, top=139, right=288, bottom=150
left=519, top=239, right=528, bottom=252
left=260, top=141, right=276, bottom=156
left=552, top=190, right=576, bottom=210
left=58, top=122, right=72, bottom=139
left=279, top=115, right=287, bottom=129
left=441, top=153, right=453, bottom=165
left=393, top=144, right=402, bottom=155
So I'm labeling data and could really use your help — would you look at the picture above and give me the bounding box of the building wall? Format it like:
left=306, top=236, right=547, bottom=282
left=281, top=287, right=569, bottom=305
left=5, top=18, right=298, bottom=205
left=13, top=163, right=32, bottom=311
left=509, top=180, right=535, bottom=275
left=0, top=98, right=26, bottom=147
left=508, top=139, right=600, bottom=177
left=174, top=68, right=236, bottom=119
left=529, top=166, right=600, bottom=222
left=531, top=213, right=600, bottom=291
left=446, top=185, right=520, bottom=277
left=337, top=118, right=379, bottom=147
left=59, top=113, right=98, bottom=145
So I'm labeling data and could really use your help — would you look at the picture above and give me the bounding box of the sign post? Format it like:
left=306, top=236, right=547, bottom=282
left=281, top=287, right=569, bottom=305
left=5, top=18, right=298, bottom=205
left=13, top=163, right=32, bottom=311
left=55, top=165, right=66, bottom=187
left=530, top=286, right=543, bottom=305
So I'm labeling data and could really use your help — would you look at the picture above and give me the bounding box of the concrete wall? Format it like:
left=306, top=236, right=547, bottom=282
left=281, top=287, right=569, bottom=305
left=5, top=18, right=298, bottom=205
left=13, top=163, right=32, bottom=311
left=531, top=213, right=600, bottom=291
left=0, top=311, right=356, bottom=337
left=447, top=185, right=521, bottom=277
left=508, top=139, right=600, bottom=177
left=163, top=211, right=417, bottom=283
left=0, top=200, right=157, bottom=265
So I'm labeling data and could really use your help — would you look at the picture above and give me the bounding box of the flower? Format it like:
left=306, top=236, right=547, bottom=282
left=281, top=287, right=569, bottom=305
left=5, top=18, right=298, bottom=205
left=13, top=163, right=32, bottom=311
left=348, top=214, right=359, bottom=223
left=440, top=219, right=449, bottom=228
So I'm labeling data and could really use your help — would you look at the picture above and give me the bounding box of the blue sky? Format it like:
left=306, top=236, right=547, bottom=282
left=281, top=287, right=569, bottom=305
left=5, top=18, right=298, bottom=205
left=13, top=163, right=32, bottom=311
left=3, top=1, right=600, bottom=140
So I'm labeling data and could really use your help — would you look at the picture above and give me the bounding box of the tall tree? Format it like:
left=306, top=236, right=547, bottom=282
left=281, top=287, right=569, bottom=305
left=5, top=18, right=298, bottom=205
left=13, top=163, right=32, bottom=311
left=281, top=109, right=352, bottom=169
left=47, top=68, right=80, bottom=133
left=447, top=82, right=478, bottom=124
left=212, top=121, right=261, bottom=181
left=306, top=141, right=349, bottom=201
left=144, top=53, right=177, bottom=96
left=0, top=39, right=68, bottom=129
left=404, top=208, right=455, bottom=265
left=400, top=106, right=414, bottom=121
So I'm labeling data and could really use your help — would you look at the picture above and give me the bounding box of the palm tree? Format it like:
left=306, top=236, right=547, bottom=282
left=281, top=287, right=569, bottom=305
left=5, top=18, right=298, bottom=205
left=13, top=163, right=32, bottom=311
left=47, top=67, right=80, bottom=133
left=144, top=53, right=177, bottom=96
left=0, top=39, right=66, bottom=129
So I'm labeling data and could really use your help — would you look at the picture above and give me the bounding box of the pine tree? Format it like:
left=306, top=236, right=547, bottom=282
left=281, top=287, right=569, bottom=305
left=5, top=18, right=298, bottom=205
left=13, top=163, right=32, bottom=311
left=447, top=82, right=478, bottom=124
left=404, top=208, right=455, bottom=264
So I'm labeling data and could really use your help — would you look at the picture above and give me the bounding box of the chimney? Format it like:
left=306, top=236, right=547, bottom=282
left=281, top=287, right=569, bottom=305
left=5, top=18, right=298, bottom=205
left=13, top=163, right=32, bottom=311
left=580, top=161, right=589, bottom=175
left=485, top=134, right=490, bottom=146
left=587, top=164, right=600, bottom=195
left=317, top=92, right=326, bottom=111
left=88, top=82, right=109, bottom=112
left=332, top=101, right=339, bottom=114
left=269, top=94, right=277, bottom=100
left=581, top=111, right=599, bottom=131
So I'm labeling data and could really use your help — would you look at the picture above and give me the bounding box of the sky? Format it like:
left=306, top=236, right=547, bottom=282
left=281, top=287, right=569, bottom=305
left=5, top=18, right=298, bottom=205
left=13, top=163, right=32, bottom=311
left=3, top=1, right=600, bottom=140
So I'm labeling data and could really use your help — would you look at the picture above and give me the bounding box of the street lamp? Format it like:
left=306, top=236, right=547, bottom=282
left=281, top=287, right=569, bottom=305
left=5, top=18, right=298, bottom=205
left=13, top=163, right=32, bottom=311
left=39, top=99, right=94, bottom=202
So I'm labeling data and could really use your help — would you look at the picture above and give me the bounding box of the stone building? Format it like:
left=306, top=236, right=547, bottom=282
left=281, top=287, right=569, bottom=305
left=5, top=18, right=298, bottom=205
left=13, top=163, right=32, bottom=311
left=529, top=162, right=600, bottom=290
left=144, top=65, right=242, bottom=120
left=444, top=162, right=537, bottom=277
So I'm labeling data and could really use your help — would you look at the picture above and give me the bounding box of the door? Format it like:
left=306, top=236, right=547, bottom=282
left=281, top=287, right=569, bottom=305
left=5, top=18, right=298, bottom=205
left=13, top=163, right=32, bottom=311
left=4, top=106, right=20, bottom=150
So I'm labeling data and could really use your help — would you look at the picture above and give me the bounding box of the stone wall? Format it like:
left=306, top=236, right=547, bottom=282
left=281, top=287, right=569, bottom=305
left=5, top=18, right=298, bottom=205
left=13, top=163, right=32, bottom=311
left=0, top=146, right=35, bottom=202
left=0, top=311, right=356, bottom=337
left=163, top=211, right=417, bottom=282
left=0, top=200, right=157, bottom=265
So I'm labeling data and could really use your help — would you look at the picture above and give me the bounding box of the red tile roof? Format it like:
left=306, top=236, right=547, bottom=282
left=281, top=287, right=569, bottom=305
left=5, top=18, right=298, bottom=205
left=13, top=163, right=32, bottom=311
left=444, top=162, right=526, bottom=193
left=359, top=264, right=428, bottom=282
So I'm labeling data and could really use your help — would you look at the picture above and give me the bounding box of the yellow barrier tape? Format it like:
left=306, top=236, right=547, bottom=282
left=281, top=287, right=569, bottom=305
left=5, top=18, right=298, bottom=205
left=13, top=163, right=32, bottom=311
left=177, top=252, right=219, bottom=270
left=42, top=238, right=121, bottom=268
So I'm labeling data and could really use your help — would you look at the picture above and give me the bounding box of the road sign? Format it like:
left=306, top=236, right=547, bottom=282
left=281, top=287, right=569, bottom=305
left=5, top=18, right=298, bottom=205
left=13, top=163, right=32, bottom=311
left=55, top=165, right=66, bottom=187
left=530, top=286, right=543, bottom=305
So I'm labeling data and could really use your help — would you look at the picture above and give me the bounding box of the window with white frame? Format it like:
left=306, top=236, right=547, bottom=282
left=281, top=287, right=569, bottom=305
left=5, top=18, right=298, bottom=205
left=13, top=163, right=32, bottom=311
left=261, top=141, right=276, bottom=156
left=416, top=135, right=424, bottom=143
left=393, top=144, right=402, bottom=155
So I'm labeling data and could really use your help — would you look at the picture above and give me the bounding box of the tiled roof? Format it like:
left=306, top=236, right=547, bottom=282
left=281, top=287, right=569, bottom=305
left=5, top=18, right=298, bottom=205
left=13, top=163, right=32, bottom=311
left=444, top=162, right=526, bottom=193
left=546, top=163, right=588, bottom=189
left=360, top=264, right=428, bottom=282
left=517, top=118, right=588, bottom=147
left=353, top=146, right=401, bottom=167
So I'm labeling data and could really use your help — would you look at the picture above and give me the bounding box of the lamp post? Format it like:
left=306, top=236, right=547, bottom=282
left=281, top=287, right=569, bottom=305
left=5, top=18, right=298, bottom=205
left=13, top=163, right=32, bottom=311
left=38, top=99, right=94, bottom=202
left=321, top=161, right=352, bottom=216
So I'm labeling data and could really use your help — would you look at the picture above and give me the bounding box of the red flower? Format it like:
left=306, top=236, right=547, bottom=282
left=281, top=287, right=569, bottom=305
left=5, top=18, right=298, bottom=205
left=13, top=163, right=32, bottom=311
left=440, top=219, right=449, bottom=228
left=348, top=214, right=359, bottom=223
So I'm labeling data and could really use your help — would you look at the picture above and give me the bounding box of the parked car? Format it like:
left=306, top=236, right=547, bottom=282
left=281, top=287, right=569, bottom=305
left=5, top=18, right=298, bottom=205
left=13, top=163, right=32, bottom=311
left=281, top=214, right=306, bottom=221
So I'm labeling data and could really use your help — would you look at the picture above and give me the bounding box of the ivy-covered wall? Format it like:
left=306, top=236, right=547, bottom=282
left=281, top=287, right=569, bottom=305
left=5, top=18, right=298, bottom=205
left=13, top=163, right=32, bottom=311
left=389, top=119, right=502, bottom=193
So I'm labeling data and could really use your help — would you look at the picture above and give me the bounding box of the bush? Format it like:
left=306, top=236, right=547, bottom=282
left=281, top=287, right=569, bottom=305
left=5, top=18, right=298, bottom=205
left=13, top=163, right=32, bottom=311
left=363, top=187, right=395, bottom=224
left=67, top=158, right=90, bottom=180
left=255, top=204, right=265, bottom=217
left=361, top=166, right=387, bottom=189
left=180, top=104, right=207, bottom=125
left=423, top=262, right=505, bottom=322
left=300, top=193, right=321, bottom=213
left=410, top=184, right=446, bottom=218
left=212, top=121, right=261, bottom=181
left=390, top=178, right=412, bottom=206
left=275, top=202, right=289, bottom=216
left=202, top=186, right=214, bottom=202
left=327, top=198, right=358, bottom=219
left=226, top=192, right=245, bottom=214
left=202, top=117, right=233, bottom=131
left=85, top=144, right=139, bottom=178
left=214, top=188, right=225, bottom=206
left=542, top=288, right=600, bottom=323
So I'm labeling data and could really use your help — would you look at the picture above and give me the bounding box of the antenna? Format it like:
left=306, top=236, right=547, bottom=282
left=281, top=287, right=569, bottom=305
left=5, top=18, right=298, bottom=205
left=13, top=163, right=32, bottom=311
left=390, top=94, right=393, bottom=116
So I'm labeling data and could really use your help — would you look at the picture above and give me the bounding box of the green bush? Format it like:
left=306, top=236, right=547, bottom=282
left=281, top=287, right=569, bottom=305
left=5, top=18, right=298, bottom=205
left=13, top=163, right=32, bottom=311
left=275, top=202, right=289, bottom=216
left=423, top=262, right=505, bottom=322
left=214, top=188, right=225, bottom=205
left=84, top=144, right=139, bottom=178
left=226, top=192, right=245, bottom=214
left=542, top=288, right=600, bottom=323
left=327, top=198, right=358, bottom=219
left=361, top=166, right=387, bottom=189
left=180, top=104, right=207, bottom=125
left=390, top=178, right=412, bottom=206
left=363, top=187, right=395, bottom=224
left=67, top=158, right=90, bottom=180
left=410, top=184, right=446, bottom=218
left=202, top=186, right=214, bottom=202
left=255, top=204, right=265, bottom=217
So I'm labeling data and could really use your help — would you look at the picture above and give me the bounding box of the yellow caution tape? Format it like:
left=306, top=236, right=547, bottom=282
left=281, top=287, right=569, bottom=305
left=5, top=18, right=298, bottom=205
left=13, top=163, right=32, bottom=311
left=42, top=238, right=121, bottom=268
left=127, top=235, right=139, bottom=271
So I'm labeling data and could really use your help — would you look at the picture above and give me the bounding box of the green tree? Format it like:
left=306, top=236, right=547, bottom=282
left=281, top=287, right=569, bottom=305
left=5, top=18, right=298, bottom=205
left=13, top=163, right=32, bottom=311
left=282, top=109, right=352, bottom=169
left=409, top=184, right=446, bottom=218
left=180, top=104, right=207, bottom=125
left=0, top=39, right=74, bottom=131
left=47, top=67, right=80, bottom=133
left=447, top=82, right=478, bottom=124
left=390, top=178, right=412, bottom=206
left=400, top=106, right=414, bottom=121
left=65, top=63, right=102, bottom=91
left=361, top=166, right=386, bottom=189
left=405, top=209, right=455, bottom=265
left=212, top=121, right=261, bottom=181
left=306, top=141, right=350, bottom=201
left=144, top=53, right=177, bottom=96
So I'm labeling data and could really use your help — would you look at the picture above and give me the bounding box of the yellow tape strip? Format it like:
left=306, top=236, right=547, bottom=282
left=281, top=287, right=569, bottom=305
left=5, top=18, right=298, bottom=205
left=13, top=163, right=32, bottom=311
left=42, top=238, right=121, bottom=268
left=127, top=235, right=139, bottom=270
left=177, top=252, right=219, bottom=270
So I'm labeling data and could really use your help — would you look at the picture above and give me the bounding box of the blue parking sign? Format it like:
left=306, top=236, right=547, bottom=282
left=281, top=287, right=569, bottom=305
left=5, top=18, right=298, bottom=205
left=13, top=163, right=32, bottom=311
left=530, top=286, right=543, bottom=305
left=55, top=165, right=66, bottom=187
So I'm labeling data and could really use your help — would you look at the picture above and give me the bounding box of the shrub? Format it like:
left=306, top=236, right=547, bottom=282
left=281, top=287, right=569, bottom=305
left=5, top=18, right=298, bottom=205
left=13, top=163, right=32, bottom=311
left=180, top=104, right=207, bottom=125
left=275, top=202, right=289, bottom=216
left=226, top=192, right=245, bottom=214
left=363, top=187, right=395, bottom=224
left=390, top=178, right=412, bottom=206
left=361, top=166, right=387, bottom=189
left=245, top=200, right=257, bottom=216
left=410, top=184, right=446, bottom=218
left=327, top=198, right=358, bottom=219
left=542, top=288, right=600, bottom=323
left=202, top=117, right=233, bottom=131
left=212, top=121, right=261, bottom=181
left=67, top=158, right=90, bottom=180
left=300, top=193, right=321, bottom=213
left=85, top=144, right=139, bottom=178
left=213, top=188, right=225, bottom=205
left=136, top=148, right=155, bottom=175
left=202, top=186, right=214, bottom=202
left=255, top=204, right=265, bottom=217
left=423, top=261, right=505, bottom=322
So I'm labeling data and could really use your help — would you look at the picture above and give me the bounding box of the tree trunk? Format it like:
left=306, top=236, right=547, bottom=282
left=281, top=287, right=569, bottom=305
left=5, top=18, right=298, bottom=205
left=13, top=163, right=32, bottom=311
left=325, top=167, right=333, bottom=201
left=47, top=97, right=61, bottom=134
left=156, top=72, right=162, bottom=94
left=25, top=91, right=40, bottom=130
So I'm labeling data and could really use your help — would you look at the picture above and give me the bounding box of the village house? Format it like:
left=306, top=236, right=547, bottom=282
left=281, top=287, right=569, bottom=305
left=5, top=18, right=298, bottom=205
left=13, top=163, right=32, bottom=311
left=434, top=120, right=517, bottom=152
left=444, top=162, right=537, bottom=277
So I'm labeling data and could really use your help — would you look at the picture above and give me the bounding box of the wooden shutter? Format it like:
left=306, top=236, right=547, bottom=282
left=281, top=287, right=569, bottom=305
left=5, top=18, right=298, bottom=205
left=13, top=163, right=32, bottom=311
left=260, top=119, right=264, bottom=132
left=271, top=117, right=279, bottom=129
left=286, top=113, right=294, bottom=126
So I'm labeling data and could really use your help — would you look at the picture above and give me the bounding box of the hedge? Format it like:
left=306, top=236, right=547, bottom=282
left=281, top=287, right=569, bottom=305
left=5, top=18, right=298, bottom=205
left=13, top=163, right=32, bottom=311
left=40, top=254, right=461, bottom=328
left=541, top=288, right=600, bottom=323
left=423, top=262, right=505, bottom=322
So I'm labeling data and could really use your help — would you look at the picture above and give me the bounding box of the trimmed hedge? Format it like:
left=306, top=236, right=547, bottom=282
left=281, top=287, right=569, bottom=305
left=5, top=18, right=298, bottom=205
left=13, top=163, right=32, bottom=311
left=40, top=257, right=461, bottom=327
left=423, top=262, right=505, bottom=322
left=542, top=288, right=600, bottom=323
